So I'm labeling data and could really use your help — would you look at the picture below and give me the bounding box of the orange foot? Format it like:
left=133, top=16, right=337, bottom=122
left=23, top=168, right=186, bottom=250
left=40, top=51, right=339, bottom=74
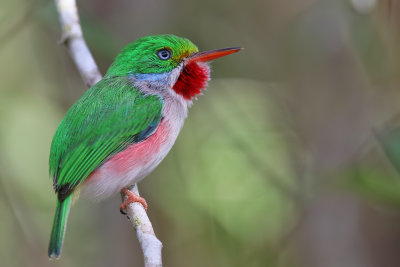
left=120, top=187, right=148, bottom=214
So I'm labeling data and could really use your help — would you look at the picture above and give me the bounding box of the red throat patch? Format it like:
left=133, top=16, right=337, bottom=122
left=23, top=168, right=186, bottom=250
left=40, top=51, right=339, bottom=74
left=172, top=62, right=210, bottom=100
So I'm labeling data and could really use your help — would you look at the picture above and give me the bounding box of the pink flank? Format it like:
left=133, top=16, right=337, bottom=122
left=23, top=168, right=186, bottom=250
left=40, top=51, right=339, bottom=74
left=83, top=119, right=170, bottom=196
left=106, top=120, right=169, bottom=173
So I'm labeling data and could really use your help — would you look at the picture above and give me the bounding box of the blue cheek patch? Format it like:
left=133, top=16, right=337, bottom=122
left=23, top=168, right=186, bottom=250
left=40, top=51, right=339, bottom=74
left=132, top=72, right=172, bottom=83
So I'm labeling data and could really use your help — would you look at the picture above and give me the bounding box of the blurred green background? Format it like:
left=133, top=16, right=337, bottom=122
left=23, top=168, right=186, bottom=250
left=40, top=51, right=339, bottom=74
left=2, top=0, right=400, bottom=266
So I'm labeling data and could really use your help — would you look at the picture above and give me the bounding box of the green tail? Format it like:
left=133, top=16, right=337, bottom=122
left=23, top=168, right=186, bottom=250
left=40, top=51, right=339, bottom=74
left=48, top=194, right=72, bottom=259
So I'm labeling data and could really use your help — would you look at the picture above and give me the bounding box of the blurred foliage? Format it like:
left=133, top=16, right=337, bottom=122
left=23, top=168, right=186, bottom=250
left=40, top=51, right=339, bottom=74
left=2, top=0, right=400, bottom=267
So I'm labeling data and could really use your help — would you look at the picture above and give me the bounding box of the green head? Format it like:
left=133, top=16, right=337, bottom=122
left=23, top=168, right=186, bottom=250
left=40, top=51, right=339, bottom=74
left=105, top=34, right=199, bottom=76
left=105, top=34, right=242, bottom=100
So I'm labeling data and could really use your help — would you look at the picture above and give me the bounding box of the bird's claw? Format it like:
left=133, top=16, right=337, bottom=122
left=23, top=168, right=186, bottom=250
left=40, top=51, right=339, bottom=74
left=120, top=187, right=148, bottom=214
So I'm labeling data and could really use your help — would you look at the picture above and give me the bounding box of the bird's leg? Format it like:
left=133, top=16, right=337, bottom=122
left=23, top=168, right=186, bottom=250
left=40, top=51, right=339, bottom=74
left=120, top=187, right=148, bottom=214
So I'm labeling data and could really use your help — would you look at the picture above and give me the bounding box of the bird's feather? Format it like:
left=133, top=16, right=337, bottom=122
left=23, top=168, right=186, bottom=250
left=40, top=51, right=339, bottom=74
left=48, top=194, right=72, bottom=258
left=49, top=77, right=163, bottom=201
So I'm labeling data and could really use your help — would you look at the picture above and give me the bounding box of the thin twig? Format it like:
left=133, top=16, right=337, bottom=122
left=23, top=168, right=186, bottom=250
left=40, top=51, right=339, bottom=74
left=121, top=185, right=163, bottom=267
left=54, top=0, right=163, bottom=265
left=54, top=0, right=101, bottom=87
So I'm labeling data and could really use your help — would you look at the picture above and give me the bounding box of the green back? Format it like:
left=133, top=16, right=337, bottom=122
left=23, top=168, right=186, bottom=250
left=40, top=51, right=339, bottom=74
left=49, top=77, right=163, bottom=200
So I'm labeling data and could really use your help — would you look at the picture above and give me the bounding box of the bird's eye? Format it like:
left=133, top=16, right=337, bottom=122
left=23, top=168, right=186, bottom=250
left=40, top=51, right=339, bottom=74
left=156, top=48, right=172, bottom=60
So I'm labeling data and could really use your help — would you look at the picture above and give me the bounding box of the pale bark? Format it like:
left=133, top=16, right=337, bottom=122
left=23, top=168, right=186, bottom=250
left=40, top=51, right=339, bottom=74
left=122, top=185, right=163, bottom=267
left=55, top=0, right=101, bottom=87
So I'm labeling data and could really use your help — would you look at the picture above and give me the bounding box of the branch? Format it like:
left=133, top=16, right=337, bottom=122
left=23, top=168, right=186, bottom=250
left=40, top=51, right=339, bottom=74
left=121, top=185, right=163, bottom=267
left=54, top=1, right=163, bottom=265
left=55, top=0, right=101, bottom=87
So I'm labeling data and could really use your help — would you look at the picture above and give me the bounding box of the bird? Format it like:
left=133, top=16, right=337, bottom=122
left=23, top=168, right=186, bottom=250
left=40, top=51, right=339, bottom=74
left=48, top=34, right=242, bottom=259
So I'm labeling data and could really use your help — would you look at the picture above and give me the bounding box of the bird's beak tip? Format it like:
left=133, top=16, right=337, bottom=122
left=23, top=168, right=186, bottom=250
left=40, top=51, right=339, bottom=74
left=189, top=47, right=243, bottom=62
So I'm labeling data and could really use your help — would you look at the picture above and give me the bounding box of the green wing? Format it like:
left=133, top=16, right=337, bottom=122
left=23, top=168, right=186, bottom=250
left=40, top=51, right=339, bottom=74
left=49, top=77, right=163, bottom=200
